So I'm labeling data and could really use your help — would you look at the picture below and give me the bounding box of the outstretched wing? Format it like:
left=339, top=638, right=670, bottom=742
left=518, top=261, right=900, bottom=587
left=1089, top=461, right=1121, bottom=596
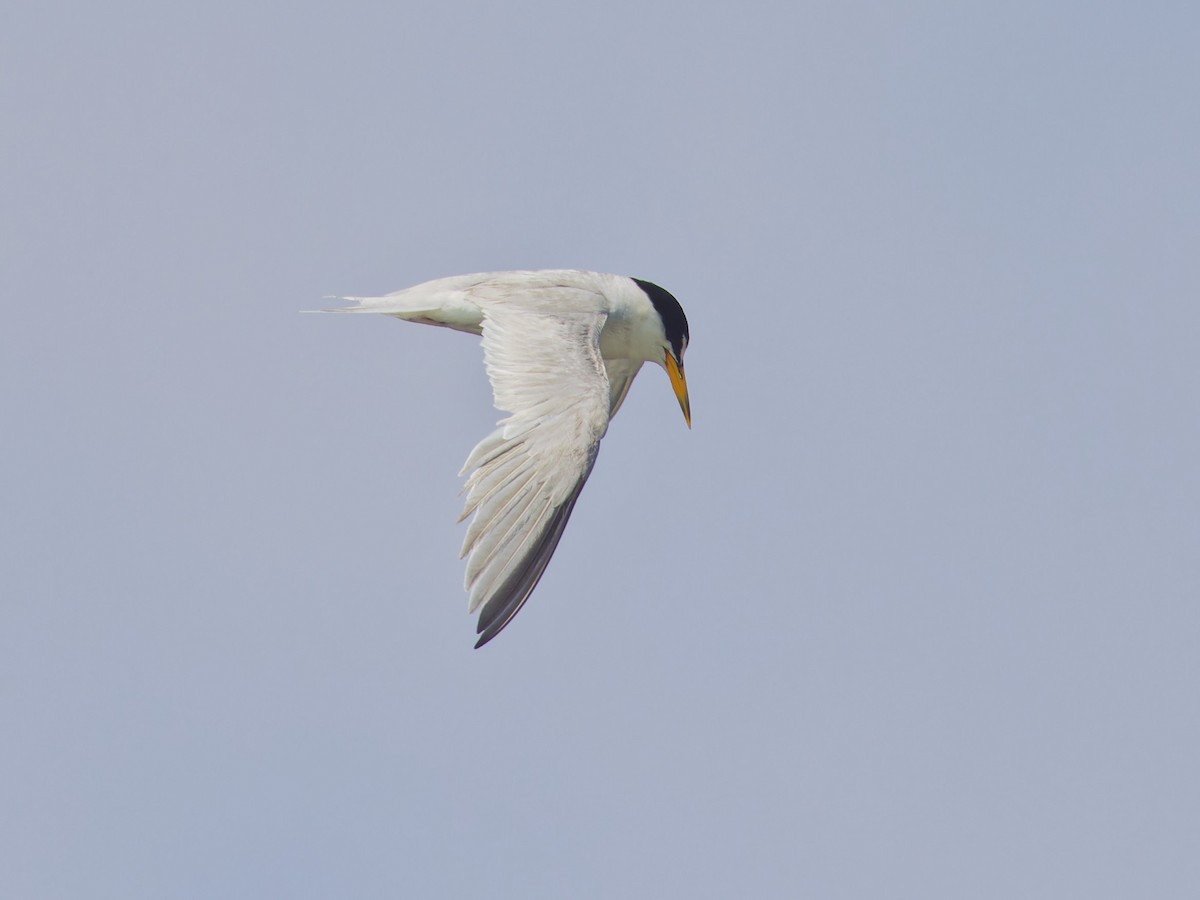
left=458, top=285, right=612, bottom=647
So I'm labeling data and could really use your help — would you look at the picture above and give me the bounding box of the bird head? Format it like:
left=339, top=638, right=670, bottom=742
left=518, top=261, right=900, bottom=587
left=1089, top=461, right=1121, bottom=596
left=633, top=278, right=691, bottom=428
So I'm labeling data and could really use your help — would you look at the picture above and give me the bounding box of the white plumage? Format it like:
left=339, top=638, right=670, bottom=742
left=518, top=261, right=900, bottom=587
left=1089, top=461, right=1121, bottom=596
left=329, top=270, right=691, bottom=647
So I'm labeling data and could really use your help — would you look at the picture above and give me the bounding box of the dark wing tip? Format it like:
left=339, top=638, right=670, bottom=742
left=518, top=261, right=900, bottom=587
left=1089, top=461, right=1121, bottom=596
left=473, top=632, right=496, bottom=650
left=470, top=482, right=589, bottom=649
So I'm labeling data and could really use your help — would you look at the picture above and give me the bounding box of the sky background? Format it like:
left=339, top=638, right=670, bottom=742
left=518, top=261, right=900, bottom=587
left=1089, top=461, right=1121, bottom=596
left=3, top=2, right=1199, bottom=897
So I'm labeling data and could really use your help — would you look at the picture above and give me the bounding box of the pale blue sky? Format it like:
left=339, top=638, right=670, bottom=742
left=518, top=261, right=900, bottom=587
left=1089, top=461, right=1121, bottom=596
left=3, top=2, right=1198, bottom=897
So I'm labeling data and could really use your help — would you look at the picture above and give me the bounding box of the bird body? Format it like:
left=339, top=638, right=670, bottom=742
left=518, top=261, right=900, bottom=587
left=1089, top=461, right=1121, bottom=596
left=331, top=270, right=690, bottom=647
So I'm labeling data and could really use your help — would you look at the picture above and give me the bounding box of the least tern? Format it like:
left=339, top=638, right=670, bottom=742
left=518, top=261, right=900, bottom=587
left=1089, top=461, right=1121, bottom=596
left=332, top=270, right=691, bottom=647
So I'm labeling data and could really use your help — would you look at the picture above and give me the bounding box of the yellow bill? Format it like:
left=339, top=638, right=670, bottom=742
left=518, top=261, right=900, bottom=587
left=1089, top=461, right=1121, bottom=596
left=665, top=352, right=692, bottom=428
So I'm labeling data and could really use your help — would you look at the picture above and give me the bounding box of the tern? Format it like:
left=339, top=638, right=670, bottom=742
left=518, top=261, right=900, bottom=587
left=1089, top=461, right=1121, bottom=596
left=331, top=270, right=691, bottom=647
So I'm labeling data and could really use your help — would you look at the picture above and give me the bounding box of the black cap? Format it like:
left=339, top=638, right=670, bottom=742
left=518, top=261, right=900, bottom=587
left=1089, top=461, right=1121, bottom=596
left=632, top=278, right=689, bottom=361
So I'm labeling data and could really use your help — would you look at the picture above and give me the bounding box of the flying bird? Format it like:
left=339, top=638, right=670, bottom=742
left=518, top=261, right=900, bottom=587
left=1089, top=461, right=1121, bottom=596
left=330, top=270, right=691, bottom=647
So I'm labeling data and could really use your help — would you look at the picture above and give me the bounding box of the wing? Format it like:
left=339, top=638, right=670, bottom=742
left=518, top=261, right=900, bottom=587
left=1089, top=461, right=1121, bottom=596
left=457, top=288, right=612, bottom=647
left=603, top=358, right=643, bottom=418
